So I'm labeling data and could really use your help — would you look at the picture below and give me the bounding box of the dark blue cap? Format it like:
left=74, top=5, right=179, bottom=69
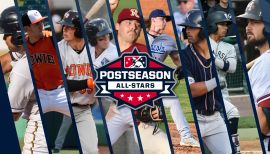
left=149, top=9, right=171, bottom=21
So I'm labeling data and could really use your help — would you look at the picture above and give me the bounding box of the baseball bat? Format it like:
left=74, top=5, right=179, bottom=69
left=246, top=58, right=257, bottom=70
left=83, top=0, right=106, bottom=23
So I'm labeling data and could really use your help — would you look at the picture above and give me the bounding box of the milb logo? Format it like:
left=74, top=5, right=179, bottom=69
left=95, top=48, right=176, bottom=110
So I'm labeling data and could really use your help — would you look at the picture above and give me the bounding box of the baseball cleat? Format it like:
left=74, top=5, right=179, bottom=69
left=180, top=136, right=200, bottom=147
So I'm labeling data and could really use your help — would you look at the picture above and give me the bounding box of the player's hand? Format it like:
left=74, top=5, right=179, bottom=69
left=87, top=77, right=95, bottom=91
left=151, top=108, right=159, bottom=119
left=109, top=0, right=119, bottom=14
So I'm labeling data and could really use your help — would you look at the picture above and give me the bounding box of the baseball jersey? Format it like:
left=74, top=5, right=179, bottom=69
left=183, top=44, right=221, bottom=111
left=58, top=39, right=94, bottom=105
left=147, top=33, right=178, bottom=62
left=122, top=43, right=148, bottom=53
left=8, top=55, right=35, bottom=120
left=248, top=49, right=270, bottom=108
left=26, top=31, right=63, bottom=90
left=209, top=37, right=237, bottom=92
left=90, top=42, right=119, bottom=68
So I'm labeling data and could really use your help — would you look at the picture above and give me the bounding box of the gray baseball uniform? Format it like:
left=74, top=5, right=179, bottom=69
left=58, top=39, right=98, bottom=154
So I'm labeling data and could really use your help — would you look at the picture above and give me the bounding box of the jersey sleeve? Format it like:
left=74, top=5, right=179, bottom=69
left=182, top=48, right=195, bottom=85
left=225, top=44, right=237, bottom=73
left=8, top=60, right=34, bottom=113
left=254, top=53, right=270, bottom=107
left=58, top=40, right=67, bottom=74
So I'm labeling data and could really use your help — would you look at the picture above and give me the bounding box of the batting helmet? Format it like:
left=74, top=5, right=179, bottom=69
left=207, top=11, right=232, bottom=33
left=237, top=0, right=262, bottom=21
left=58, top=10, right=82, bottom=38
left=179, top=9, right=203, bottom=28
left=85, top=18, right=113, bottom=46
left=0, top=6, right=23, bottom=45
left=179, top=9, right=205, bottom=39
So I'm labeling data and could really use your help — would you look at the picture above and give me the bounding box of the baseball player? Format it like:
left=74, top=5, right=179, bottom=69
left=57, top=10, right=97, bottom=154
left=237, top=0, right=270, bottom=152
left=180, top=9, right=232, bottom=153
left=104, top=8, right=171, bottom=153
left=146, top=9, right=200, bottom=147
left=0, top=7, right=24, bottom=74
left=0, top=6, right=48, bottom=154
left=207, top=11, right=240, bottom=153
left=22, top=10, right=71, bottom=116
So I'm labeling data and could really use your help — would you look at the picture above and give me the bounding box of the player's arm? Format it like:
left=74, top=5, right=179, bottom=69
left=66, top=77, right=94, bottom=92
left=0, top=52, right=12, bottom=74
left=170, top=51, right=181, bottom=67
left=109, top=0, right=119, bottom=15
left=215, top=46, right=237, bottom=73
left=257, top=107, right=270, bottom=135
left=8, top=65, right=33, bottom=121
left=189, top=77, right=217, bottom=98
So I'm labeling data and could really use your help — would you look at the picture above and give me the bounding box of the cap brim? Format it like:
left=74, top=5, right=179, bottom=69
left=118, top=17, right=141, bottom=23
left=237, top=13, right=260, bottom=21
left=31, top=16, right=47, bottom=24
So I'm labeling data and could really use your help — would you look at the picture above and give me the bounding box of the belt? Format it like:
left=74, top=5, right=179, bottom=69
left=47, top=84, right=64, bottom=91
left=196, top=109, right=216, bottom=116
left=72, top=103, right=90, bottom=107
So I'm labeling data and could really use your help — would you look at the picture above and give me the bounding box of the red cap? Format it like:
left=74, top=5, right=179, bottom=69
left=117, top=8, right=141, bottom=23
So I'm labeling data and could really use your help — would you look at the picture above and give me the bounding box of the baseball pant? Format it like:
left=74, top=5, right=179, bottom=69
left=163, top=97, right=192, bottom=138
left=38, top=88, right=70, bottom=116
left=23, top=104, right=48, bottom=154
left=197, top=111, right=232, bottom=154
left=106, top=104, right=137, bottom=145
left=222, top=88, right=240, bottom=119
left=54, top=115, right=72, bottom=150
left=73, top=105, right=98, bottom=154
left=264, top=138, right=270, bottom=154
left=138, top=122, right=171, bottom=154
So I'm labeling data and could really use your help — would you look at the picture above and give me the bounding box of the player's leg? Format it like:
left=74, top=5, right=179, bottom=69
left=138, top=122, right=171, bottom=154
left=73, top=106, right=98, bottom=154
left=223, top=99, right=240, bottom=153
left=163, top=97, right=200, bottom=147
left=37, top=88, right=70, bottom=116
left=106, top=104, right=131, bottom=145
left=52, top=88, right=70, bottom=116
left=203, top=112, right=232, bottom=154
left=54, top=114, right=72, bottom=151
left=23, top=105, right=49, bottom=154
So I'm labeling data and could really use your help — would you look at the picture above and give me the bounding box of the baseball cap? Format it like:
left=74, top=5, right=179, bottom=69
left=117, top=8, right=141, bottom=23
left=22, top=10, right=47, bottom=26
left=149, top=9, right=171, bottom=21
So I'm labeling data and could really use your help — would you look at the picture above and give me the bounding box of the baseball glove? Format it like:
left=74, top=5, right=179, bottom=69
left=175, top=66, right=184, bottom=80
left=135, top=105, right=163, bottom=123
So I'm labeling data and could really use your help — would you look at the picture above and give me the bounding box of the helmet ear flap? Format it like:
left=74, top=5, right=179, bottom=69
left=72, top=18, right=83, bottom=38
left=198, top=29, right=205, bottom=40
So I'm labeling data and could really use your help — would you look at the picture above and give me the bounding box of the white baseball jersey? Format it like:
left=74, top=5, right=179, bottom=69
left=249, top=49, right=270, bottom=108
left=147, top=33, right=178, bottom=62
left=209, top=37, right=237, bottom=96
left=90, top=42, right=119, bottom=69
left=8, top=55, right=35, bottom=120
left=58, top=39, right=95, bottom=105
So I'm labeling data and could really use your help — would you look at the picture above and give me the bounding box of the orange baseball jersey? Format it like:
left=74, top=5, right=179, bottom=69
left=26, top=31, right=63, bottom=90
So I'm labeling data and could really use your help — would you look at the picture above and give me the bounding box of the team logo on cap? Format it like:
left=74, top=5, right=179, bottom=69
left=130, top=8, right=139, bottom=18
left=95, top=48, right=176, bottom=109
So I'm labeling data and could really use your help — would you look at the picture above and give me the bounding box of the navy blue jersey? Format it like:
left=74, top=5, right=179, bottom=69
left=183, top=44, right=221, bottom=111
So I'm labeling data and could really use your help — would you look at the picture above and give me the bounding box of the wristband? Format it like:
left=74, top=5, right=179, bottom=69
left=205, top=78, right=217, bottom=92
